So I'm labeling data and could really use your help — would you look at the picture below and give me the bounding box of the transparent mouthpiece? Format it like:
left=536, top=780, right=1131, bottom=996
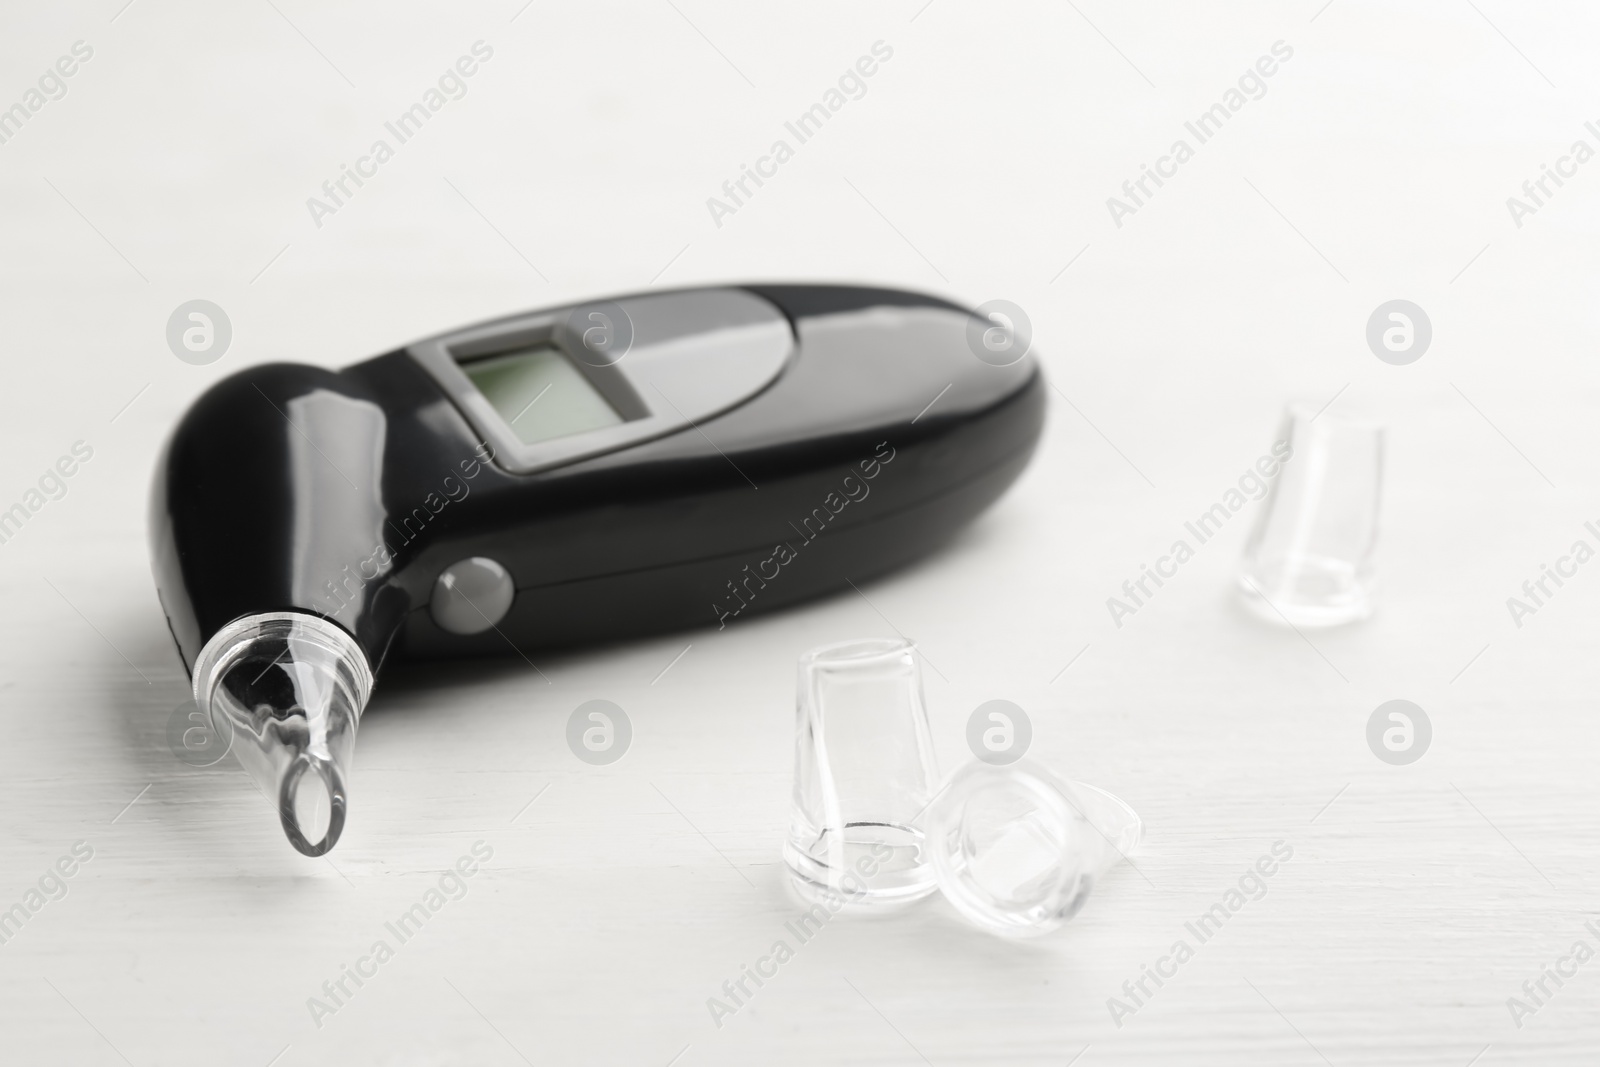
left=927, top=761, right=1143, bottom=938
left=192, top=613, right=373, bottom=856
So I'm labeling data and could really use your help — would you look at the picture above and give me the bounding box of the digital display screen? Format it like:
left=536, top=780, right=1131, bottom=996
left=463, top=344, right=624, bottom=446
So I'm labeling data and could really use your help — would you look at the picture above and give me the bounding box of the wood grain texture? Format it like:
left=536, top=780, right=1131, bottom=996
left=2, top=1, right=1598, bottom=1063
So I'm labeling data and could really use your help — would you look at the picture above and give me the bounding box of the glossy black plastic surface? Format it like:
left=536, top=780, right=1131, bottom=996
left=150, top=285, right=1045, bottom=677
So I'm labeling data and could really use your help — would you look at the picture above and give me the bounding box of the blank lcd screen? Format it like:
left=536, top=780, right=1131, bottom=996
left=463, top=344, right=624, bottom=446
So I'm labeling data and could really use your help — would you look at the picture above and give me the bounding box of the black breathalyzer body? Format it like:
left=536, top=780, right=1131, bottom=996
left=149, top=284, right=1045, bottom=854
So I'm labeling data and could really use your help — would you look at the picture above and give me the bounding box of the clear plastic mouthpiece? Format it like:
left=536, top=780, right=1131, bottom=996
left=192, top=612, right=373, bottom=857
left=926, top=762, right=1143, bottom=938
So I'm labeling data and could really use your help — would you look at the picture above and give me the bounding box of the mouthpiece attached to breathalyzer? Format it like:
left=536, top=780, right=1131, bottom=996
left=192, top=613, right=371, bottom=856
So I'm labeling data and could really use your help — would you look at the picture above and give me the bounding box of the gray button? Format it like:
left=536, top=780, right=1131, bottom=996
left=431, top=557, right=515, bottom=635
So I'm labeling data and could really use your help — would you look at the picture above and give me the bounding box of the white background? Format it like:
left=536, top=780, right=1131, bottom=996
left=1, top=1, right=1598, bottom=1063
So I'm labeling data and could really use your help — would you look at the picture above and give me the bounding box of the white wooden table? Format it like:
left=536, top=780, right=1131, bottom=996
left=1, top=1, right=1596, bottom=1063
